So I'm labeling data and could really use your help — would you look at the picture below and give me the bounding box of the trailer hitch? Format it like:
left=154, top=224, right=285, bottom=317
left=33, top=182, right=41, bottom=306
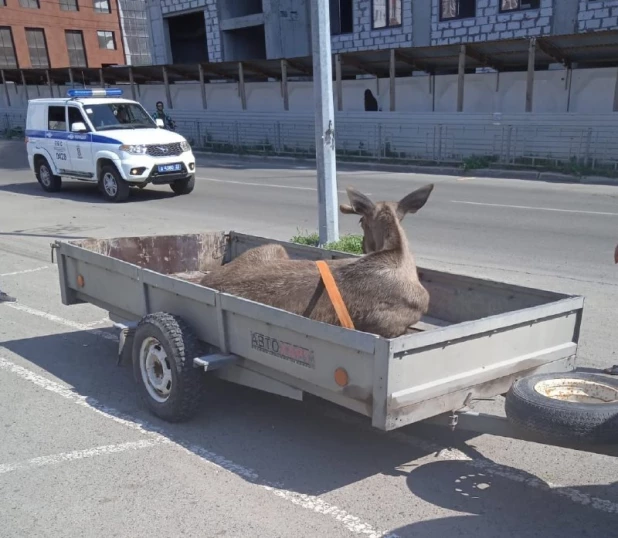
left=50, top=241, right=60, bottom=263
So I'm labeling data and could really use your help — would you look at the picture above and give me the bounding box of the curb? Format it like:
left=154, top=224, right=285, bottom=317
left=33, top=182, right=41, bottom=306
left=192, top=150, right=618, bottom=187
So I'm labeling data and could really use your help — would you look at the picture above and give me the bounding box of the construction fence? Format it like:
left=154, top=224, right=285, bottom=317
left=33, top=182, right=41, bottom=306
left=3, top=109, right=618, bottom=172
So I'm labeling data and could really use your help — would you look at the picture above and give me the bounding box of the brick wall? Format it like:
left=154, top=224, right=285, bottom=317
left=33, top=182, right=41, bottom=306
left=578, top=0, right=618, bottom=31
left=431, top=0, right=553, bottom=46
left=330, top=0, right=413, bottom=53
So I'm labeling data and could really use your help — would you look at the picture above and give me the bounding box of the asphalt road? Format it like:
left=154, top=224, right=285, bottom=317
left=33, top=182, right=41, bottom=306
left=1, top=140, right=617, bottom=537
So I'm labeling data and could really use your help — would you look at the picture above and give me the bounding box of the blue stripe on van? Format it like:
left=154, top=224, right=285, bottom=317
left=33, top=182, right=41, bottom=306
left=25, top=130, right=121, bottom=145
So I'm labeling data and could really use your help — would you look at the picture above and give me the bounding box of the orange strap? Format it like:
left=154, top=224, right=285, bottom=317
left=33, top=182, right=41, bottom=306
left=315, top=260, right=355, bottom=330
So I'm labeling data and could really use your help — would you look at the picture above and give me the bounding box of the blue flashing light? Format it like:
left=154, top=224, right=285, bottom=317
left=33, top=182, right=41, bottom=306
left=67, top=87, right=124, bottom=98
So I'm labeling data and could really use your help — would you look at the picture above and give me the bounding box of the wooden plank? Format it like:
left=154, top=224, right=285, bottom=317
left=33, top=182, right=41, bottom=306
left=198, top=63, right=207, bottom=109
left=46, top=69, right=53, bottom=98
left=162, top=65, right=172, bottom=109
left=281, top=59, right=289, bottom=111
left=1, top=70, right=10, bottom=107
left=335, top=54, right=343, bottom=111
left=457, top=45, right=466, bottom=112
left=129, top=67, right=137, bottom=101
left=526, top=38, right=536, bottom=113
left=21, top=69, right=29, bottom=101
left=389, top=48, right=396, bottom=112
left=614, top=69, right=618, bottom=112
left=238, top=62, right=247, bottom=110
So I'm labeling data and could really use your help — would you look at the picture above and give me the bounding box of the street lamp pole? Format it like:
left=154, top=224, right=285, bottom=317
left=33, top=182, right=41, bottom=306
left=310, top=0, right=339, bottom=245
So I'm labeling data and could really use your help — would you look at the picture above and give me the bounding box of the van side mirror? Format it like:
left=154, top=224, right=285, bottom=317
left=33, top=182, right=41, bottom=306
left=71, top=122, right=87, bottom=133
left=155, top=118, right=164, bottom=128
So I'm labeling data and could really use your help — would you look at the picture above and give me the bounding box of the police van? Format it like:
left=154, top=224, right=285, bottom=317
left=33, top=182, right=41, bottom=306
left=25, top=88, right=196, bottom=202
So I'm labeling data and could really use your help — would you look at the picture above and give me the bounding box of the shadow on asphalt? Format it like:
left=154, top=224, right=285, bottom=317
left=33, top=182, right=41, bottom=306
left=0, top=181, right=177, bottom=204
left=0, top=141, right=30, bottom=171
left=2, top=329, right=618, bottom=536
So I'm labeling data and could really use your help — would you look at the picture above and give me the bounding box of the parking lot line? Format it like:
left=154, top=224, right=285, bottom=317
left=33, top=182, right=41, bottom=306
left=5, top=302, right=118, bottom=342
left=3, top=301, right=618, bottom=518
left=0, top=355, right=396, bottom=538
left=0, top=439, right=170, bottom=475
left=0, top=266, right=49, bottom=277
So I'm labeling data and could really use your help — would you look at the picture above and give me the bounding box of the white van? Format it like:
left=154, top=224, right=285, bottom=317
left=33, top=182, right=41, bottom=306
left=25, top=88, right=196, bottom=202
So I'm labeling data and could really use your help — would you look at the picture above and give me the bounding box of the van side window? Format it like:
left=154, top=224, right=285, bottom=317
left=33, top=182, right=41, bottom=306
left=68, top=107, right=88, bottom=131
left=48, top=106, right=67, bottom=131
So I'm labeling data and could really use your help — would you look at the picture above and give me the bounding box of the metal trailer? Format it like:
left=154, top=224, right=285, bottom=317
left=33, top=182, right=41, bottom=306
left=50, top=230, right=616, bottom=453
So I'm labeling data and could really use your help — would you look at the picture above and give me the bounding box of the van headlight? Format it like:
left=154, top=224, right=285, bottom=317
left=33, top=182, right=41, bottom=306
left=180, top=141, right=191, bottom=152
left=120, top=144, right=147, bottom=155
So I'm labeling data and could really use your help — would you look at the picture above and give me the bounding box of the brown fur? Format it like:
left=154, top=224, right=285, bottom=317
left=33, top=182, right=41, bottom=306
left=199, top=184, right=434, bottom=338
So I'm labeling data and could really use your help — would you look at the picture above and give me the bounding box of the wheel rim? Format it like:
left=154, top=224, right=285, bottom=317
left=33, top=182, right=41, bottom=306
left=139, top=337, right=173, bottom=403
left=40, top=165, right=52, bottom=187
left=534, top=378, right=618, bottom=404
left=102, top=172, right=118, bottom=197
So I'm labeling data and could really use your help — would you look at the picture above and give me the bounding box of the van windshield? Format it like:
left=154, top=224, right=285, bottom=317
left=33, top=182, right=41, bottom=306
left=84, top=102, right=156, bottom=131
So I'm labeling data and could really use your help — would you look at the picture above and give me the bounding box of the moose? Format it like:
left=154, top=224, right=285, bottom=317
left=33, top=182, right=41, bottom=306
left=199, top=183, right=434, bottom=339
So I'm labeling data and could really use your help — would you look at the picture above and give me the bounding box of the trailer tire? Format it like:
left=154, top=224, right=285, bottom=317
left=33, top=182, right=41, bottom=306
left=132, top=312, right=205, bottom=422
left=505, top=372, right=618, bottom=445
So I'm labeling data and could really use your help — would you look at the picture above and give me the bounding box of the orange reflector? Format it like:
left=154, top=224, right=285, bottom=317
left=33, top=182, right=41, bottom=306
left=334, top=367, right=349, bottom=387
left=77, top=274, right=85, bottom=288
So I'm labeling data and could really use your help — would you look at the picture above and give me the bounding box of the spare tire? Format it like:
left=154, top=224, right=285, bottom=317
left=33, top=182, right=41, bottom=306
left=505, top=372, right=618, bottom=445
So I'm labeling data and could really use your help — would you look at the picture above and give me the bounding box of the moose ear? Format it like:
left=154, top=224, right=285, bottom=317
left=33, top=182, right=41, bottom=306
left=397, top=183, right=434, bottom=219
left=345, top=187, right=375, bottom=216
left=340, top=204, right=357, bottom=214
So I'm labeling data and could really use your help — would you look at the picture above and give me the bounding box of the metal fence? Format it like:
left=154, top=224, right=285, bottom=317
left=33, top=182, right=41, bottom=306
left=4, top=110, right=618, bottom=172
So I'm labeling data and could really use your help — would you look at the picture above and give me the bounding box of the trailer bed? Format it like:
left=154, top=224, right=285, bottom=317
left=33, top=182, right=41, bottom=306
left=53, top=231, right=584, bottom=431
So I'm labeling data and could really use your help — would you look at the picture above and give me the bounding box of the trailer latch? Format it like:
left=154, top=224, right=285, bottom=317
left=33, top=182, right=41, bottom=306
left=50, top=242, right=60, bottom=263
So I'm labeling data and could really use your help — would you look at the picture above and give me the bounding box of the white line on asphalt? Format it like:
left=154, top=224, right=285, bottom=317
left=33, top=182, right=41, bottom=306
left=0, top=266, right=49, bottom=277
left=198, top=177, right=371, bottom=196
left=5, top=303, right=118, bottom=342
left=452, top=200, right=618, bottom=216
left=0, top=355, right=395, bottom=538
left=4, top=304, right=618, bottom=518
left=0, top=439, right=169, bottom=475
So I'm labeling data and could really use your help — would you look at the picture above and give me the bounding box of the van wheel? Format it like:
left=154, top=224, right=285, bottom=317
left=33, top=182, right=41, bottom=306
left=36, top=158, right=62, bottom=193
left=100, top=165, right=130, bottom=203
left=170, top=175, right=195, bottom=195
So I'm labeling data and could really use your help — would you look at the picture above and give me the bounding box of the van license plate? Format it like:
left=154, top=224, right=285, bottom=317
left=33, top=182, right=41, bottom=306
left=158, top=163, right=182, bottom=173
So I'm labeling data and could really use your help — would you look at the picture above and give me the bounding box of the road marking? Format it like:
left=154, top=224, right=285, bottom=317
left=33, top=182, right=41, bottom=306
left=0, top=266, right=49, bottom=277
left=0, top=356, right=395, bottom=538
left=4, top=304, right=618, bottom=518
left=198, top=177, right=371, bottom=196
left=452, top=200, right=618, bottom=216
left=5, top=302, right=118, bottom=342
left=0, top=439, right=169, bottom=475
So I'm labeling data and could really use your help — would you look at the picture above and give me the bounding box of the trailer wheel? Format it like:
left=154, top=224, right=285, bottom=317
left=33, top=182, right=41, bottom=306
left=132, top=312, right=204, bottom=422
left=505, top=372, right=618, bottom=445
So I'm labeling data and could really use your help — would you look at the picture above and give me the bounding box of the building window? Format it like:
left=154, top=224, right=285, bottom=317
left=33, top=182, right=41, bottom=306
left=331, top=0, right=353, bottom=35
left=93, top=0, right=111, bottom=14
left=60, top=0, right=79, bottom=11
left=65, top=30, right=87, bottom=67
left=440, top=0, right=476, bottom=21
left=25, top=28, right=49, bottom=68
left=500, top=0, right=540, bottom=12
left=372, top=0, right=402, bottom=29
left=97, top=30, right=116, bottom=50
left=48, top=106, right=67, bottom=132
left=0, top=27, right=18, bottom=68
left=19, top=0, right=40, bottom=8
